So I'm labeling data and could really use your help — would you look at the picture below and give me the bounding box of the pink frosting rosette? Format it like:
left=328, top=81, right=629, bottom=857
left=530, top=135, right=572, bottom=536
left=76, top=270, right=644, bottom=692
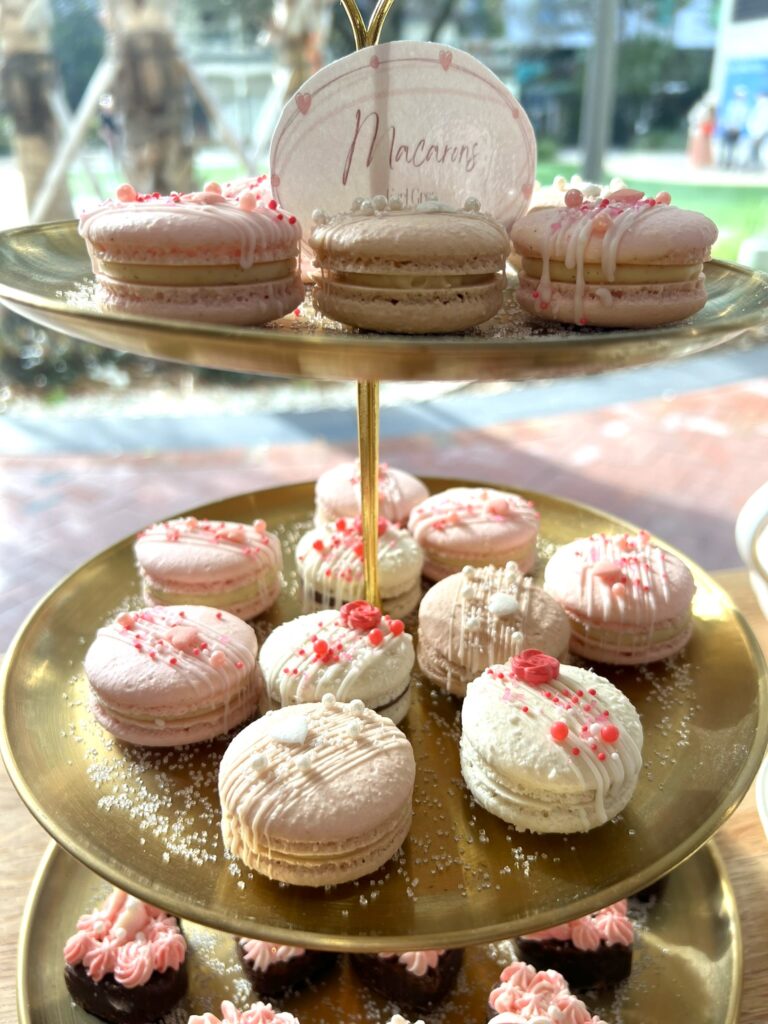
left=338, top=600, right=382, bottom=631
left=190, top=1001, right=300, bottom=1024
left=63, top=888, right=186, bottom=987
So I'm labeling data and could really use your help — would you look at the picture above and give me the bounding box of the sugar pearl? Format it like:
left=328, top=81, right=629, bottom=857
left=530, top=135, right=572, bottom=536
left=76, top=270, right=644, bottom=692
left=388, top=197, right=403, bottom=210
left=463, top=196, right=481, bottom=212
left=349, top=699, right=366, bottom=717
left=565, top=188, right=583, bottom=208
left=116, top=183, right=137, bottom=202
left=371, top=194, right=388, bottom=211
left=312, top=208, right=329, bottom=225
left=321, top=692, right=336, bottom=707
left=360, top=199, right=374, bottom=215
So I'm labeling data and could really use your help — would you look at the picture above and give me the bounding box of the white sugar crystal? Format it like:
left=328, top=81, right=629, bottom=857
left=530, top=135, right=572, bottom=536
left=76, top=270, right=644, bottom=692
left=268, top=716, right=309, bottom=746
left=489, top=592, right=519, bottom=617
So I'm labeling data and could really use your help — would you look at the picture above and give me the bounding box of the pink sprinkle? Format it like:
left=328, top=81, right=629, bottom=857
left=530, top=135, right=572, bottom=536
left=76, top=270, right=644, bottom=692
left=216, top=612, right=223, bottom=620
left=572, top=747, right=580, bottom=756
left=210, top=651, right=227, bottom=668
left=234, top=660, right=244, bottom=669
left=598, top=752, right=606, bottom=761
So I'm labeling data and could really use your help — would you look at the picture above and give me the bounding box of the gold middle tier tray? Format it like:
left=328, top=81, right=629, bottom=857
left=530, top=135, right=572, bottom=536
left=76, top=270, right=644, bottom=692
left=2, top=480, right=766, bottom=949
left=0, top=221, right=766, bottom=382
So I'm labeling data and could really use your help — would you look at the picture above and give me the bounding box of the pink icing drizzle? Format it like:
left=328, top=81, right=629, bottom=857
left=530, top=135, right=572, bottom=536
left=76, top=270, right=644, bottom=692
left=522, top=900, right=633, bottom=951
left=378, top=949, right=445, bottom=976
left=189, top=1001, right=300, bottom=1024
left=63, top=889, right=186, bottom=987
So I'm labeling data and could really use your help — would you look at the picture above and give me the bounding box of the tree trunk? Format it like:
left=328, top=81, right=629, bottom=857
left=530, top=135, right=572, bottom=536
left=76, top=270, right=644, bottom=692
left=0, top=0, right=72, bottom=219
left=107, top=1, right=194, bottom=194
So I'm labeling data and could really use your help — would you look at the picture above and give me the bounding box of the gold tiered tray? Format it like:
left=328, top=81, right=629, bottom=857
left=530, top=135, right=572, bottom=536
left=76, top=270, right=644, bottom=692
left=0, top=221, right=766, bottom=381
left=19, top=839, right=742, bottom=1024
left=2, top=480, right=766, bottom=948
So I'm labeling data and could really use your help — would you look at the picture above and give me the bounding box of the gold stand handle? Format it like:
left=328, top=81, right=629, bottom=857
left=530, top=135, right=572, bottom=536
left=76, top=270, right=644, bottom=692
left=356, top=381, right=381, bottom=606
left=340, top=0, right=397, bottom=47
left=340, top=0, right=396, bottom=608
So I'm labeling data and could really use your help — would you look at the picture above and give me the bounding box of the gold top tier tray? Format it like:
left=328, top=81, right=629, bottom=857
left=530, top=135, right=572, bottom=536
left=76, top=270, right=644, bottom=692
left=0, top=222, right=766, bottom=382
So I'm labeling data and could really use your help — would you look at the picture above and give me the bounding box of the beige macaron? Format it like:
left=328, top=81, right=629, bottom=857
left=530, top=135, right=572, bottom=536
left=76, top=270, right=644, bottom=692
left=417, top=562, right=570, bottom=697
left=309, top=196, right=510, bottom=334
left=218, top=695, right=415, bottom=886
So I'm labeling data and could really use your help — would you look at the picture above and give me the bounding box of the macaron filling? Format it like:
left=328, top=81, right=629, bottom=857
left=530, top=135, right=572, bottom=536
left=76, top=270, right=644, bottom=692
left=96, top=257, right=298, bottom=286
left=520, top=258, right=703, bottom=285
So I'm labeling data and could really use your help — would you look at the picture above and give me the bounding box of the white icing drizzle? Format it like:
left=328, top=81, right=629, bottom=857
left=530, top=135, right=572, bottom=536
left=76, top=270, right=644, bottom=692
left=446, top=563, right=533, bottom=687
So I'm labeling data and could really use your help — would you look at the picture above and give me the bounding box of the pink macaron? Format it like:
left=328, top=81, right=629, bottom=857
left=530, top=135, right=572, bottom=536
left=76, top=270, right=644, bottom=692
left=407, top=487, right=540, bottom=581
left=511, top=187, right=718, bottom=328
left=135, top=516, right=282, bottom=620
left=78, top=182, right=304, bottom=325
left=315, top=461, right=429, bottom=527
left=543, top=530, right=696, bottom=664
left=84, top=605, right=262, bottom=746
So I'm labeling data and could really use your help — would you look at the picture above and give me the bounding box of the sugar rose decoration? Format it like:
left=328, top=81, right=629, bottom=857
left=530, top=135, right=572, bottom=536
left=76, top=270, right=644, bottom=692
left=339, top=601, right=382, bottom=631
left=511, top=649, right=560, bottom=685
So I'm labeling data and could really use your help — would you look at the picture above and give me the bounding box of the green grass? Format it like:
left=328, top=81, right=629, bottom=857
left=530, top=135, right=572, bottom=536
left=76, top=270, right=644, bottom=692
left=536, top=161, right=768, bottom=262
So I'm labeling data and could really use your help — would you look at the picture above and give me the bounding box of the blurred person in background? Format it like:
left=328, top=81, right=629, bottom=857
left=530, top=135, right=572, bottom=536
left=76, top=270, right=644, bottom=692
left=719, top=85, right=749, bottom=169
left=686, top=92, right=716, bottom=168
left=746, top=92, right=768, bottom=171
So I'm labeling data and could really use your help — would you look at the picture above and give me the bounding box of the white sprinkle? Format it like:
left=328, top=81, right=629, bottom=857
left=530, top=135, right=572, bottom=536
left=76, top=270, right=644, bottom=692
left=321, top=692, right=336, bottom=708
left=488, top=592, right=519, bottom=617
left=267, top=717, right=309, bottom=746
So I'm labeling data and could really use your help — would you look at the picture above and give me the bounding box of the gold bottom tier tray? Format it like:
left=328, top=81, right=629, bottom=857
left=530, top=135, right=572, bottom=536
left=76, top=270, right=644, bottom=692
left=19, top=839, right=741, bottom=1024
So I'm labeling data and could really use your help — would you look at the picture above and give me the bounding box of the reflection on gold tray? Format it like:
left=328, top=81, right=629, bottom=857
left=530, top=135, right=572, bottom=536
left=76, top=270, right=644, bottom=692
left=19, top=840, right=741, bottom=1024
left=2, top=480, right=767, bottom=948
left=0, top=221, right=767, bottom=381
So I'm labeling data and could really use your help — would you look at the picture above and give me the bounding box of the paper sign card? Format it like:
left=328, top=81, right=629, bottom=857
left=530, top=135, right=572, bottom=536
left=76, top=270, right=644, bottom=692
left=270, top=40, right=536, bottom=237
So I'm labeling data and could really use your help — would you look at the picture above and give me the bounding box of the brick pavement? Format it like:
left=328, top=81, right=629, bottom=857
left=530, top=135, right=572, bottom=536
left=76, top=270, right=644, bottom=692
left=1, top=378, right=766, bottom=650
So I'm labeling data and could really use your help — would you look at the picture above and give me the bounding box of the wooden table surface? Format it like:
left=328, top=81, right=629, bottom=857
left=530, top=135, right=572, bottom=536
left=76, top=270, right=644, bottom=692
left=1, top=569, right=766, bottom=1024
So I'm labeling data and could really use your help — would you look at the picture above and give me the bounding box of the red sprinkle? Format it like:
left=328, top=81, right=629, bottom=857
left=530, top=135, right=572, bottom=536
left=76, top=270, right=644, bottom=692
left=389, top=619, right=405, bottom=636
left=312, top=539, right=325, bottom=552
left=572, top=748, right=580, bottom=756
left=288, top=215, right=297, bottom=224
left=268, top=199, right=278, bottom=210
left=601, top=723, right=620, bottom=743
left=216, top=612, right=224, bottom=620
left=169, top=657, right=177, bottom=666
left=598, top=752, right=606, bottom=761
left=314, top=640, right=329, bottom=657
left=368, top=628, right=383, bottom=647
left=234, top=660, right=244, bottom=669
left=550, top=721, right=568, bottom=742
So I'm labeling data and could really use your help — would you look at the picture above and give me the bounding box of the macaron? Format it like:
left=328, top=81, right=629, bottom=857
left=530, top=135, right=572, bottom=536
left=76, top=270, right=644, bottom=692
left=135, top=516, right=283, bottom=621
left=511, top=186, right=718, bottom=327
left=315, top=460, right=429, bottom=527
left=259, top=602, right=414, bottom=723
left=460, top=650, right=643, bottom=833
left=78, top=182, right=304, bottom=325
left=84, top=606, right=262, bottom=746
left=417, top=562, right=570, bottom=697
left=407, top=487, right=540, bottom=581
left=308, top=195, right=510, bottom=333
left=218, top=695, right=416, bottom=886
left=295, top=515, right=423, bottom=618
left=543, top=530, right=696, bottom=664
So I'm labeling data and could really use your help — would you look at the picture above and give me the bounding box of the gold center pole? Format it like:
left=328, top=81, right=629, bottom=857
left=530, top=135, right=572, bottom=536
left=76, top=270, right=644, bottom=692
left=339, top=0, right=395, bottom=608
left=357, top=380, right=381, bottom=606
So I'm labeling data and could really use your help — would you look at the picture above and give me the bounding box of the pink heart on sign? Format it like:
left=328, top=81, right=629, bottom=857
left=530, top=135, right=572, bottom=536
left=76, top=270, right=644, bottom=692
left=271, top=173, right=280, bottom=188
left=295, top=92, right=312, bottom=115
left=439, top=50, right=452, bottom=71
left=522, top=183, right=533, bottom=198
left=370, top=55, right=380, bottom=69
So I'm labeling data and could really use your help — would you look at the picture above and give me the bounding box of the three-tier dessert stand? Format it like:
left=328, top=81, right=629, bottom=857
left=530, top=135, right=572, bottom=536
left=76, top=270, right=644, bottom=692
left=2, top=2, right=768, bottom=1020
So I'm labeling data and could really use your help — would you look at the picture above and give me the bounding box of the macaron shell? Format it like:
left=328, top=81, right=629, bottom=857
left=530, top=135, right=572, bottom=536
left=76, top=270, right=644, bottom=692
left=310, top=209, right=510, bottom=268
left=408, top=487, right=540, bottom=580
left=313, top=277, right=505, bottom=335
left=511, top=203, right=718, bottom=266
left=136, top=518, right=283, bottom=586
left=315, top=462, right=429, bottom=526
left=95, top=274, right=304, bottom=326
left=516, top=273, right=708, bottom=328
left=259, top=610, right=415, bottom=722
left=219, top=700, right=415, bottom=885
left=460, top=663, right=643, bottom=833
left=543, top=534, right=696, bottom=626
